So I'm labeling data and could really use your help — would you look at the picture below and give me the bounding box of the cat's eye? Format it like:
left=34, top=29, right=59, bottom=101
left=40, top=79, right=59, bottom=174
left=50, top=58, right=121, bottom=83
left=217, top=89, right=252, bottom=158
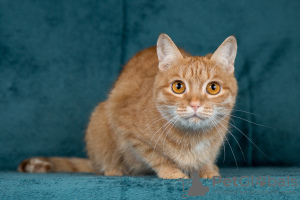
left=172, top=81, right=186, bottom=94
left=206, top=82, right=221, bottom=95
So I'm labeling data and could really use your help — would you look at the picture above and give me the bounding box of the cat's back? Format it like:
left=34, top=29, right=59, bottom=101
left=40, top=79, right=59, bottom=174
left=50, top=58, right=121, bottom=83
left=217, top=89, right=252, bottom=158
left=108, top=46, right=159, bottom=101
left=118, top=46, right=159, bottom=84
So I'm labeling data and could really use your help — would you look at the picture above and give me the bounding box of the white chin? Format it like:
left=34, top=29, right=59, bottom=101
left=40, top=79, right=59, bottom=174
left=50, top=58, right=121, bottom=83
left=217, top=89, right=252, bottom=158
left=189, top=117, right=201, bottom=123
left=177, top=117, right=213, bottom=131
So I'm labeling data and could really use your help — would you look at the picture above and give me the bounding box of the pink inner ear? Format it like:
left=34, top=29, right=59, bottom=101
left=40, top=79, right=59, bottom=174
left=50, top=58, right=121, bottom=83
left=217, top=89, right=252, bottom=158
left=157, top=34, right=183, bottom=71
left=211, top=36, right=237, bottom=73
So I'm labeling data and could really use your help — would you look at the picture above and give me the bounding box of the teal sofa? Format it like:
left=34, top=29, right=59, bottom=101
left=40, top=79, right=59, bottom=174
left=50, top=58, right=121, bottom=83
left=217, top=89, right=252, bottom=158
left=0, top=0, right=299, bottom=199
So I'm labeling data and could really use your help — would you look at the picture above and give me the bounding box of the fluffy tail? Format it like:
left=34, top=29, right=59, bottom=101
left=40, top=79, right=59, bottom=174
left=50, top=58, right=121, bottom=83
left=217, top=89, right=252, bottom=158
left=18, top=157, right=94, bottom=173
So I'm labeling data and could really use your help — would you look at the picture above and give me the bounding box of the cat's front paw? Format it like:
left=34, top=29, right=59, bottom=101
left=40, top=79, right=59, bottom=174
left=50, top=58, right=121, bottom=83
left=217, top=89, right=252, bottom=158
left=18, top=158, right=53, bottom=173
left=104, top=169, right=123, bottom=176
left=157, top=168, right=188, bottom=179
left=199, top=170, right=220, bottom=179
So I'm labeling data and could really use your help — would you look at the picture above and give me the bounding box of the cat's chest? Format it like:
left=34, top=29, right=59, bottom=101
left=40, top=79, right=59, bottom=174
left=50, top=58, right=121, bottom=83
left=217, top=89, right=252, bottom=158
left=171, top=139, right=213, bottom=170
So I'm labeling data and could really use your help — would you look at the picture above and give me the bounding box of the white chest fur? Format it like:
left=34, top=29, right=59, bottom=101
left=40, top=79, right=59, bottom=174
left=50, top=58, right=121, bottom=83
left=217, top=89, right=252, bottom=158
left=195, top=140, right=211, bottom=153
left=172, top=139, right=212, bottom=171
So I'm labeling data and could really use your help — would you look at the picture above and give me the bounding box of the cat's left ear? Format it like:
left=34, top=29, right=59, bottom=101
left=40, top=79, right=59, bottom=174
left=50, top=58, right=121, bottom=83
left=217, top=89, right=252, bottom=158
left=157, top=34, right=183, bottom=71
left=211, top=36, right=237, bottom=74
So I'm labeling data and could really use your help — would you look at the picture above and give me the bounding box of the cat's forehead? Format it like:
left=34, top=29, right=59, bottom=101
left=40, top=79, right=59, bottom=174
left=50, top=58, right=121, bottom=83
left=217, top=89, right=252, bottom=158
left=175, top=56, right=214, bottom=80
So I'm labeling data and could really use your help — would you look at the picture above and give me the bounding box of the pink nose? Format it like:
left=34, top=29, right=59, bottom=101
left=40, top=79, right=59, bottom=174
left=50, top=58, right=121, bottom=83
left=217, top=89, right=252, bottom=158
left=190, top=101, right=200, bottom=112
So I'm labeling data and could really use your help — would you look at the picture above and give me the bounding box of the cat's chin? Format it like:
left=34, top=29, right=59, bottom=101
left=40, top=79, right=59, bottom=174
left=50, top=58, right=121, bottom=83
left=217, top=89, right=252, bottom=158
left=176, top=117, right=214, bottom=132
left=188, top=117, right=201, bottom=123
left=186, top=115, right=208, bottom=122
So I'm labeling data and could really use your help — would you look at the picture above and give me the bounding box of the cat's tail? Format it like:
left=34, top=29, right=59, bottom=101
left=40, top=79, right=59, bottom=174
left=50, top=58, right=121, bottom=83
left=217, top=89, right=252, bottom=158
left=18, top=157, right=94, bottom=173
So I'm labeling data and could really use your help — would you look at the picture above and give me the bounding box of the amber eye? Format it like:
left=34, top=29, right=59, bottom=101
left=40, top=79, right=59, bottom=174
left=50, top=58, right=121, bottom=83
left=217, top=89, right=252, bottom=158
left=206, top=82, right=221, bottom=95
left=172, top=81, right=186, bottom=94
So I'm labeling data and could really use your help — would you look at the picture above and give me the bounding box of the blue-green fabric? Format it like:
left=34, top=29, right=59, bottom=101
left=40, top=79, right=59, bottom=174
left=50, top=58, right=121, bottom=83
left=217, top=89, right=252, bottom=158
left=1, top=168, right=299, bottom=199
left=1, top=0, right=300, bottom=199
left=0, top=0, right=123, bottom=170
left=0, top=0, right=300, bottom=170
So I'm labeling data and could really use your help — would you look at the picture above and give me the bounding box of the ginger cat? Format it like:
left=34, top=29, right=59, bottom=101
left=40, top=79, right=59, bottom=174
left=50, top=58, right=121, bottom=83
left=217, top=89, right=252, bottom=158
left=18, top=34, right=238, bottom=179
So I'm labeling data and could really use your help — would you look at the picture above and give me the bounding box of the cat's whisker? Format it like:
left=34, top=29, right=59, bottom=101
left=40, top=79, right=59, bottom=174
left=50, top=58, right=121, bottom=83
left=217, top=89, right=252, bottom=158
left=137, top=116, right=165, bottom=140
left=217, top=108, right=271, bottom=129
left=141, top=115, right=163, bottom=129
left=141, top=114, right=170, bottom=130
left=212, top=116, right=246, bottom=163
left=162, top=117, right=180, bottom=155
left=207, top=102, right=240, bottom=115
left=208, top=118, right=226, bottom=163
left=210, top=118, right=238, bottom=170
left=219, top=108, right=261, bottom=117
left=230, top=117, right=236, bottom=126
left=215, top=115, right=269, bottom=159
left=149, top=115, right=177, bottom=146
left=150, top=116, right=178, bottom=159
left=135, top=113, right=174, bottom=141
left=227, top=114, right=272, bottom=129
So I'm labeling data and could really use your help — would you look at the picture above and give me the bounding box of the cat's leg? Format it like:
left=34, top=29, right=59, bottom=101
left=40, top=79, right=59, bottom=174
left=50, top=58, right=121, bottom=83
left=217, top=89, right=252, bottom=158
left=85, top=102, right=126, bottom=176
left=155, top=161, right=188, bottom=179
left=131, top=143, right=187, bottom=179
left=198, top=163, right=220, bottom=179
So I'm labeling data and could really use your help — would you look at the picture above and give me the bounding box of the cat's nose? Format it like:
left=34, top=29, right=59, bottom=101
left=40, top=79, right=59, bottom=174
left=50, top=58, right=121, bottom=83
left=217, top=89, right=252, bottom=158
left=190, top=101, right=200, bottom=112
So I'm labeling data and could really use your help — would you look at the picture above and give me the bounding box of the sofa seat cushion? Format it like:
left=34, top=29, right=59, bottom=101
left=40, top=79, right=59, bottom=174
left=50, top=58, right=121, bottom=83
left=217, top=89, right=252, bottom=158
left=1, top=167, right=299, bottom=199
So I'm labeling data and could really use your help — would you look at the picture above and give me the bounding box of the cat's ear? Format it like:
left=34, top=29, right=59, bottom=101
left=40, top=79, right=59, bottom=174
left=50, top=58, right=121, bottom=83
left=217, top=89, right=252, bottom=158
left=157, top=34, right=183, bottom=71
left=211, top=36, right=237, bottom=74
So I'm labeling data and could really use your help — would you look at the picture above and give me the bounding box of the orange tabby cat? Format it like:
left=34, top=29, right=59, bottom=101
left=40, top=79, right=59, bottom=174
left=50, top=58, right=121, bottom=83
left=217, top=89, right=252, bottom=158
left=18, top=34, right=238, bottom=179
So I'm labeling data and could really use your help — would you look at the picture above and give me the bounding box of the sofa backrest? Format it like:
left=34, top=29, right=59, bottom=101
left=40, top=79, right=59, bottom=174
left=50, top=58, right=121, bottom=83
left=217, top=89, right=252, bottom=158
left=1, top=0, right=299, bottom=170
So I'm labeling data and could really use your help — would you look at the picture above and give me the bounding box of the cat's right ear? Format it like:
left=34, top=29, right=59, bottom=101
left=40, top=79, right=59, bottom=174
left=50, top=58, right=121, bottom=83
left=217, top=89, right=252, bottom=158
left=157, top=34, right=183, bottom=71
left=211, top=36, right=237, bottom=74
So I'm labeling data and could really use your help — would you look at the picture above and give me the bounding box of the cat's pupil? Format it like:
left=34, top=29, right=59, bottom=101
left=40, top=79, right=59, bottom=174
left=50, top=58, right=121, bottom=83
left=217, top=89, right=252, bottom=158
left=176, top=83, right=182, bottom=89
left=211, top=84, right=216, bottom=90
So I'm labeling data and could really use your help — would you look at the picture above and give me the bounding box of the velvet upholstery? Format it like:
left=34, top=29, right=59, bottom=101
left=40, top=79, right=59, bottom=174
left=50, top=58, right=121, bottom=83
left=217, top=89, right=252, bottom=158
left=0, top=0, right=123, bottom=170
left=1, top=168, right=299, bottom=199
left=0, top=0, right=299, bottom=199
left=1, top=0, right=299, bottom=170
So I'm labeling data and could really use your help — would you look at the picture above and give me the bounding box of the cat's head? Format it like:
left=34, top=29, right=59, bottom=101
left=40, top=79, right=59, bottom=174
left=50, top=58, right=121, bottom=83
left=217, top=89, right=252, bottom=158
left=154, top=34, right=238, bottom=131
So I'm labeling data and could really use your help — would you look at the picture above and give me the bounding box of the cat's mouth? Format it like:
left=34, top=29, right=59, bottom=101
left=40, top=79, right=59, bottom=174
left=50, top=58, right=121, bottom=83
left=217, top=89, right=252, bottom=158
left=185, top=114, right=208, bottom=121
left=187, top=116, right=202, bottom=123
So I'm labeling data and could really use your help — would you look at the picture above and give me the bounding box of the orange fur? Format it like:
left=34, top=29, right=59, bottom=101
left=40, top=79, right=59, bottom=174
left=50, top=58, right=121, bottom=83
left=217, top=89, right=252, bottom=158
left=19, top=34, right=238, bottom=179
